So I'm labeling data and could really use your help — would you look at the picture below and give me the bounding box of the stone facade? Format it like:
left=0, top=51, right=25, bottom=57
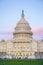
left=0, top=10, right=43, bottom=59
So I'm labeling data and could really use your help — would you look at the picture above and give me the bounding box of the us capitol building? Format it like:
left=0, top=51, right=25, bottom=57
left=0, top=10, right=43, bottom=59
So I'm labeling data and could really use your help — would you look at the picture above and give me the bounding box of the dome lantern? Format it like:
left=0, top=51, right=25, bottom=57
left=21, top=10, right=24, bottom=17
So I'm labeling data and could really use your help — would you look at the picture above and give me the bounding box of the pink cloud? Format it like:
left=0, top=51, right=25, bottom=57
left=0, top=28, right=43, bottom=40
left=32, top=28, right=43, bottom=35
left=32, top=28, right=43, bottom=40
left=0, top=28, right=43, bottom=35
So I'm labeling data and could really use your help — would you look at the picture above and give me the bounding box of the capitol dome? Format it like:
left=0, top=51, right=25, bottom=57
left=13, top=10, right=33, bottom=42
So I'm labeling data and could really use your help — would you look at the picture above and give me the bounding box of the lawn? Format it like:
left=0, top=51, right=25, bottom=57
left=0, top=59, right=43, bottom=65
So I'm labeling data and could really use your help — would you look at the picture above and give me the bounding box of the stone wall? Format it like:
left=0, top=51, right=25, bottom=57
left=37, top=41, right=43, bottom=52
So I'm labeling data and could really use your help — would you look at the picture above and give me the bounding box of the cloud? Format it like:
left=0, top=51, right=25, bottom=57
left=0, top=31, right=13, bottom=35
left=32, top=27, right=43, bottom=35
left=32, top=28, right=43, bottom=40
left=0, top=28, right=43, bottom=40
left=0, top=28, right=43, bottom=35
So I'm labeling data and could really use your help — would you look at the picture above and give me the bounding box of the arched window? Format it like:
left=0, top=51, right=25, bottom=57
left=26, top=53, right=29, bottom=56
left=30, top=52, right=32, bottom=56
left=19, top=52, right=22, bottom=56
left=15, top=52, right=18, bottom=56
